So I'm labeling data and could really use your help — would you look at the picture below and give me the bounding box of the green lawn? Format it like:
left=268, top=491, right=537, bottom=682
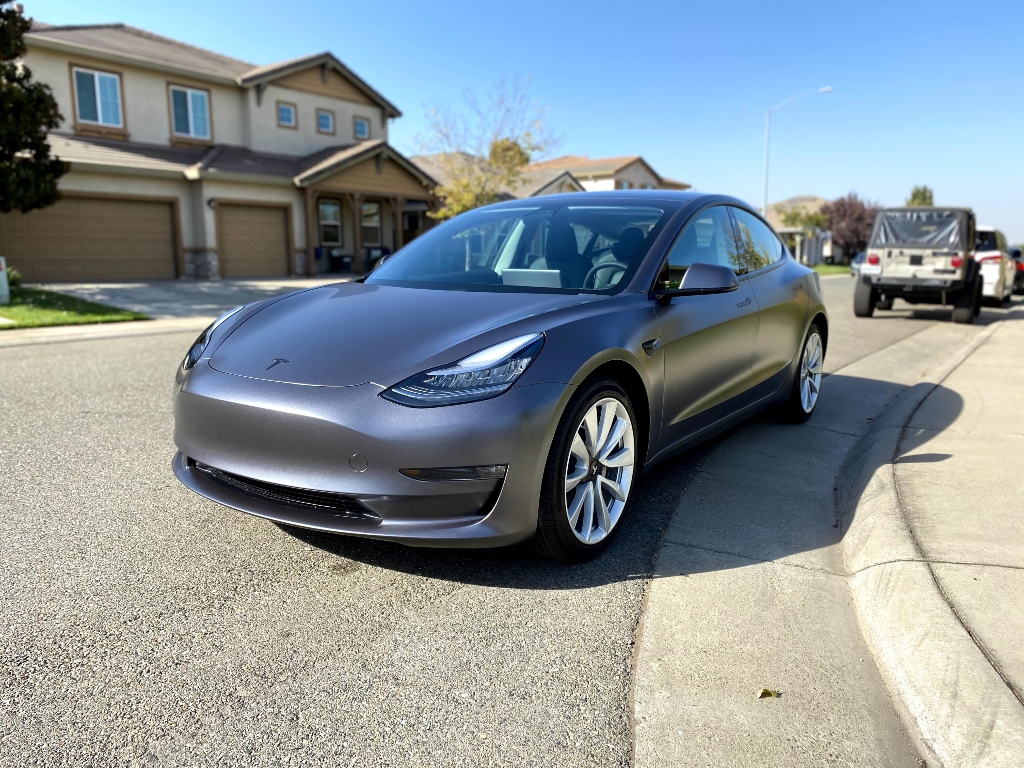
left=812, top=263, right=851, bottom=276
left=0, top=287, right=148, bottom=330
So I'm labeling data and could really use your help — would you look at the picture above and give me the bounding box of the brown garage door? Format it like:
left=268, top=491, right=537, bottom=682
left=0, top=196, right=176, bottom=282
left=218, top=204, right=289, bottom=278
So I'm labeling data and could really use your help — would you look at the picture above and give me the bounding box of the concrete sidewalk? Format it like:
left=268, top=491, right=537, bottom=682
left=843, top=317, right=1024, bottom=767
left=633, top=311, right=1024, bottom=767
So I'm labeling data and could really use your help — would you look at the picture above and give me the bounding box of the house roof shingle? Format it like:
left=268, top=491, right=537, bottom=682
left=48, top=133, right=206, bottom=173
left=410, top=153, right=581, bottom=199
left=28, top=22, right=254, bottom=79
left=526, top=155, right=645, bottom=177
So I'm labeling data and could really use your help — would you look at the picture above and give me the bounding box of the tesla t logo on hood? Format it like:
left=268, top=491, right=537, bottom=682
left=266, top=358, right=289, bottom=370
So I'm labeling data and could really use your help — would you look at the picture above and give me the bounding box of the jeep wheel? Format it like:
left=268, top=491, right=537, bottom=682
left=854, top=281, right=877, bottom=318
left=952, top=278, right=979, bottom=324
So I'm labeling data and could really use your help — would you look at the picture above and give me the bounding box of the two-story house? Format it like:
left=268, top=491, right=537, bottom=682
left=0, top=22, right=438, bottom=282
left=524, top=155, right=690, bottom=192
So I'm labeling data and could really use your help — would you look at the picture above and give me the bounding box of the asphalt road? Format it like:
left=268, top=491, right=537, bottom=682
left=0, top=275, right=988, bottom=767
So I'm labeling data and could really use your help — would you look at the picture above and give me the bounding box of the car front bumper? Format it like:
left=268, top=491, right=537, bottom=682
left=173, top=362, right=572, bottom=547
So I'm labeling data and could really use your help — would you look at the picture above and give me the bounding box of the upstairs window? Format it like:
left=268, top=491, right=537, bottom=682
left=353, top=116, right=370, bottom=140
left=73, top=67, right=123, bottom=127
left=277, top=101, right=297, bottom=128
left=316, top=109, right=335, bottom=135
left=169, top=85, right=210, bottom=140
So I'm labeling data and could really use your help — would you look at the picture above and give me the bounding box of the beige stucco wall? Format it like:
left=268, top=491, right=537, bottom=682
left=247, top=85, right=386, bottom=156
left=579, top=178, right=616, bottom=192
left=24, top=47, right=245, bottom=146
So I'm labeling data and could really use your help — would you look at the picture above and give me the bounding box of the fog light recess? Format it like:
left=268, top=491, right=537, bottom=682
left=399, top=465, right=507, bottom=482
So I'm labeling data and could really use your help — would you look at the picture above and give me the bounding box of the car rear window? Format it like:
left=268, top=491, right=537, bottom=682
left=975, top=231, right=999, bottom=252
left=870, top=209, right=965, bottom=249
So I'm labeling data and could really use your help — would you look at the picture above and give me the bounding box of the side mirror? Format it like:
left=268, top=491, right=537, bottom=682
left=1012, top=249, right=1021, bottom=260
left=652, top=262, right=739, bottom=300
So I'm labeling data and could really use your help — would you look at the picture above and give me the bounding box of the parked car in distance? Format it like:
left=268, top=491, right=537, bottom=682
left=856, top=207, right=980, bottom=323
left=850, top=251, right=865, bottom=277
left=172, top=192, right=828, bottom=562
left=974, top=227, right=1015, bottom=304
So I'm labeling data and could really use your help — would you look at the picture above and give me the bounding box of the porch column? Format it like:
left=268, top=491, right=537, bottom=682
left=303, top=187, right=317, bottom=276
left=389, top=196, right=406, bottom=250
left=345, top=193, right=364, bottom=273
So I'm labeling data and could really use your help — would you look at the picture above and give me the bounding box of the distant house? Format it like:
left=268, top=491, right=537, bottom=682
left=411, top=153, right=584, bottom=200
left=0, top=22, right=438, bottom=281
left=524, top=155, right=690, bottom=192
left=766, top=195, right=834, bottom=265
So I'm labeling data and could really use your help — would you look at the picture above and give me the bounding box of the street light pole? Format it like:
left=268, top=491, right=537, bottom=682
left=761, top=86, right=833, bottom=215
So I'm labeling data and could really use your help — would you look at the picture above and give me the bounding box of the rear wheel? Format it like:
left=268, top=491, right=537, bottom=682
left=952, top=277, right=979, bottom=324
left=779, top=324, right=825, bottom=424
left=854, top=281, right=877, bottom=317
left=535, top=379, right=639, bottom=562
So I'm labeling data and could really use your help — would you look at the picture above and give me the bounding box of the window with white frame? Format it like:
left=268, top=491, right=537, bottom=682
left=73, top=67, right=123, bottom=127
left=277, top=102, right=297, bottom=128
left=169, top=85, right=211, bottom=139
left=353, top=116, right=370, bottom=140
left=319, top=199, right=342, bottom=245
left=361, top=202, right=381, bottom=245
left=317, top=109, right=335, bottom=134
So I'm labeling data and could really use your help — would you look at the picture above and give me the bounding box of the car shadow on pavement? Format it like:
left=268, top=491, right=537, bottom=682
left=877, top=298, right=1024, bottom=326
left=283, top=373, right=963, bottom=589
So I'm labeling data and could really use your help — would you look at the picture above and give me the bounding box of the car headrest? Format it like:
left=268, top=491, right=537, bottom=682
left=613, top=227, right=646, bottom=262
left=545, top=225, right=581, bottom=264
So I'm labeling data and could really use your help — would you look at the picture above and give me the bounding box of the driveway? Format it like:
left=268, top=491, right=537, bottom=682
left=32, top=277, right=350, bottom=319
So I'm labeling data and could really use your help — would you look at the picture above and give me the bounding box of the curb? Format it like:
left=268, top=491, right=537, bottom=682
left=837, top=321, right=1024, bottom=767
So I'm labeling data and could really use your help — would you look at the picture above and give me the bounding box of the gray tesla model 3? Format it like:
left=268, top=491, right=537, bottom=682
left=173, top=192, right=827, bottom=562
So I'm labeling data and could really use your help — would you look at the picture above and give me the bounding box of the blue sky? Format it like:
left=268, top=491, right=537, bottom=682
left=26, top=0, right=1024, bottom=240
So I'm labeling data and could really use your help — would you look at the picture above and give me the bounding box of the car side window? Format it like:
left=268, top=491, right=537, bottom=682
left=657, top=206, right=735, bottom=288
left=730, top=207, right=782, bottom=273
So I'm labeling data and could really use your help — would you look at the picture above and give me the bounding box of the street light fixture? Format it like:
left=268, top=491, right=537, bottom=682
left=762, top=86, right=833, bottom=215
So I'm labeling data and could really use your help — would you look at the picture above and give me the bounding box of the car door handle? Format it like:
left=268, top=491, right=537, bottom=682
left=736, top=297, right=751, bottom=308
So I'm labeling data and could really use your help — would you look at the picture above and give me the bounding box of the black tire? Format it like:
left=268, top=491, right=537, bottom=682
left=952, top=277, right=979, bottom=324
left=1013, top=280, right=1024, bottom=296
left=779, top=323, right=825, bottom=424
left=854, top=280, right=877, bottom=317
left=534, top=378, right=639, bottom=563
left=875, top=296, right=894, bottom=310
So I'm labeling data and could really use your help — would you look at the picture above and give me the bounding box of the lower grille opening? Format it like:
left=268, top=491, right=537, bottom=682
left=187, top=458, right=381, bottom=520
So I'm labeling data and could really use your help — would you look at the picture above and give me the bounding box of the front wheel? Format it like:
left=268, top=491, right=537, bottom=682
left=854, top=280, right=877, bottom=317
left=535, top=379, right=638, bottom=562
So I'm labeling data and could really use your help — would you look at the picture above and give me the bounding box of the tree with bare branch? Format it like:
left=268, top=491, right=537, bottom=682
left=416, top=79, right=556, bottom=221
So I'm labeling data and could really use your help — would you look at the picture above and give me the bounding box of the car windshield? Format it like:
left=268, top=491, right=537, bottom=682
left=367, top=204, right=670, bottom=293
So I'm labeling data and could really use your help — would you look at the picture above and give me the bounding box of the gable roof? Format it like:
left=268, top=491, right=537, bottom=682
left=26, top=22, right=400, bottom=116
left=294, top=140, right=437, bottom=189
left=28, top=22, right=254, bottom=79
left=527, top=154, right=647, bottom=177
left=238, top=52, right=401, bottom=118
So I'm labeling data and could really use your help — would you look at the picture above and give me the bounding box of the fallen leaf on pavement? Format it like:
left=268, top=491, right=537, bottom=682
left=758, top=688, right=781, bottom=699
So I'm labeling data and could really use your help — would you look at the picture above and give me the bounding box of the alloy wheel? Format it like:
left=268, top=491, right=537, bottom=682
left=800, top=332, right=824, bottom=413
left=564, top=397, right=635, bottom=544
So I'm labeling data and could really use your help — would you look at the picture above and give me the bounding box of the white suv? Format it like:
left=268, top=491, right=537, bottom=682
left=975, top=227, right=1015, bottom=304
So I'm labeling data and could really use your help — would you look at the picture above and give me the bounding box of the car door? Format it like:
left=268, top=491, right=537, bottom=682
left=653, top=205, right=760, bottom=449
left=729, top=206, right=808, bottom=390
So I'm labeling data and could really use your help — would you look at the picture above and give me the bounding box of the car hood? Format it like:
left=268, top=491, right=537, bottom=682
left=209, top=282, right=595, bottom=387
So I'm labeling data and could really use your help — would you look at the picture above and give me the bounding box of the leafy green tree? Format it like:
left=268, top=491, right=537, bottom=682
left=905, top=185, right=934, bottom=207
left=417, top=79, right=556, bottom=221
left=0, top=1, right=67, bottom=213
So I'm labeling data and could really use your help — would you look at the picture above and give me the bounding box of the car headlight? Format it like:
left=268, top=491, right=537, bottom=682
left=182, top=305, right=247, bottom=370
left=380, top=333, right=545, bottom=407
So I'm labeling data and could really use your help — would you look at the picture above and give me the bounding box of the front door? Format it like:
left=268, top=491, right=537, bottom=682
left=654, top=205, right=759, bottom=449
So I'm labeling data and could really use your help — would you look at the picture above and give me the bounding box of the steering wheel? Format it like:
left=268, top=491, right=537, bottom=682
left=584, top=260, right=629, bottom=289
